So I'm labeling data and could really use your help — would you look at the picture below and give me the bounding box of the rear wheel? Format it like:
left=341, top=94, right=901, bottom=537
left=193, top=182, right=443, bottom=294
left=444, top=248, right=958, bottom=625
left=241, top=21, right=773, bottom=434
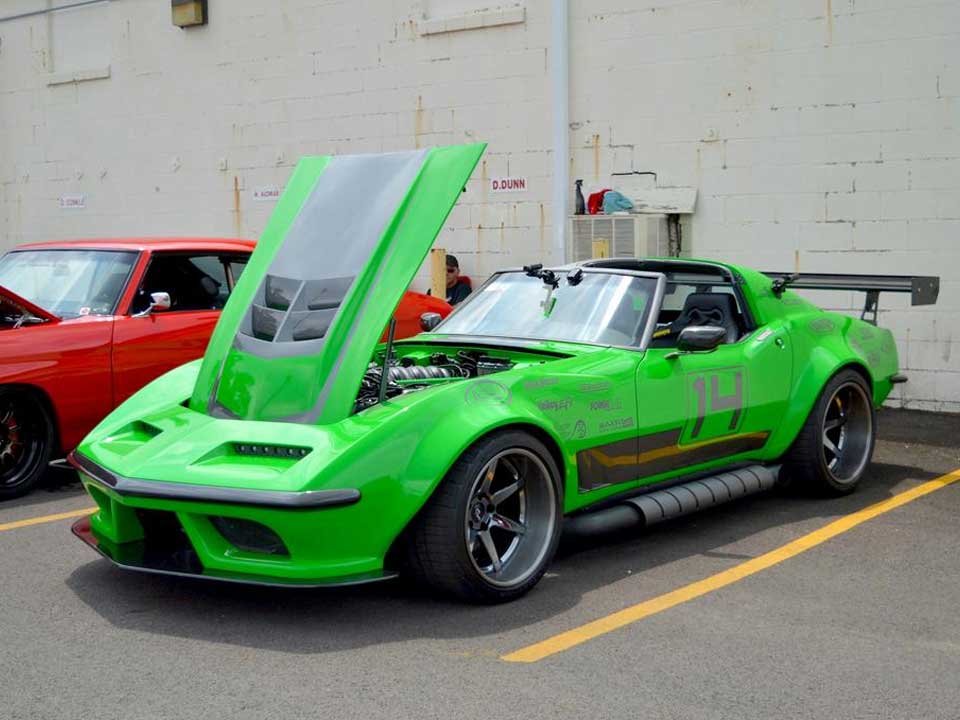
left=405, top=430, right=562, bottom=603
left=781, top=369, right=875, bottom=495
left=0, top=388, right=55, bottom=500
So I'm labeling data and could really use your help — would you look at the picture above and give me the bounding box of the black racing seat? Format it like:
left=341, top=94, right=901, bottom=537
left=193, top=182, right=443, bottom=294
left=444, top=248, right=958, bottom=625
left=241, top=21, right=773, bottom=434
left=667, top=292, right=742, bottom=344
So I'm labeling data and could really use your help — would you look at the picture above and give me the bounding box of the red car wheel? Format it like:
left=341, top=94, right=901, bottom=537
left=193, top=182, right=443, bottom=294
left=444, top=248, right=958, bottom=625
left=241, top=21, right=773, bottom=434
left=0, top=388, right=55, bottom=500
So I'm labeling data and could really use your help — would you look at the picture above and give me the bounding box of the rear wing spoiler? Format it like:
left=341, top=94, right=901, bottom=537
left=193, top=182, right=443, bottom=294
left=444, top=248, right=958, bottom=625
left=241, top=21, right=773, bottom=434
left=761, top=272, right=939, bottom=325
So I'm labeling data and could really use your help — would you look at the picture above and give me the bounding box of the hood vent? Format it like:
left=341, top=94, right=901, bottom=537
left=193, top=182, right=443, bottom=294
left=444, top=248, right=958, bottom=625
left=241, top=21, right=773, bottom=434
left=248, top=275, right=354, bottom=343
left=233, top=443, right=310, bottom=459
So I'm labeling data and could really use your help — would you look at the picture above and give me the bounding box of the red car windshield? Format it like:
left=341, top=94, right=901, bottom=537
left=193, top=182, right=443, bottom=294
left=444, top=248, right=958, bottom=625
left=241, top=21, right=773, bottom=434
left=0, top=249, right=137, bottom=318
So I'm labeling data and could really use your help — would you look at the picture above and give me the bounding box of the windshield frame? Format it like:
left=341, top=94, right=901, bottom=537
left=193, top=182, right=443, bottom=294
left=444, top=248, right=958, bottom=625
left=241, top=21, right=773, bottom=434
left=0, top=248, right=140, bottom=318
left=428, top=267, right=667, bottom=351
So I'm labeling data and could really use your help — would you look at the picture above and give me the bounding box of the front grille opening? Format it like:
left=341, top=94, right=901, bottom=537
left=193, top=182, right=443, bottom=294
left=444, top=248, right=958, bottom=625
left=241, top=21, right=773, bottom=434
left=210, top=516, right=290, bottom=556
left=134, top=509, right=201, bottom=572
left=136, top=509, right=187, bottom=549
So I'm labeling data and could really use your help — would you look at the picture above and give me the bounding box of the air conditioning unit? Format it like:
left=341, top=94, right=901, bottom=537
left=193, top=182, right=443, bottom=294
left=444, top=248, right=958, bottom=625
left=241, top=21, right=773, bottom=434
left=568, top=214, right=670, bottom=263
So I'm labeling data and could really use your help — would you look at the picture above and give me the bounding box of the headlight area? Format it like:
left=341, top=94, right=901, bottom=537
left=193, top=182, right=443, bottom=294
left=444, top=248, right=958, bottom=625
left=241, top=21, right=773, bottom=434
left=208, top=516, right=289, bottom=556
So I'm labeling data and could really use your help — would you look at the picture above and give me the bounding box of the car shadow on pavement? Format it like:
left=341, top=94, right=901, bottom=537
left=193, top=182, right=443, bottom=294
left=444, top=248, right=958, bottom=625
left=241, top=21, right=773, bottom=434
left=64, top=458, right=940, bottom=656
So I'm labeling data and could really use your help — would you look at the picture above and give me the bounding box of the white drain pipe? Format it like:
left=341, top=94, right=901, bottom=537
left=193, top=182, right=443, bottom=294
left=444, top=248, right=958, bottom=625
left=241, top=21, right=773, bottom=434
left=551, top=0, right=569, bottom=265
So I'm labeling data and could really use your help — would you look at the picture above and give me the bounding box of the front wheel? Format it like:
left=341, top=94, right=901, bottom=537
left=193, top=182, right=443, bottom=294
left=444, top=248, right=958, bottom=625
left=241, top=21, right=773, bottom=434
left=781, top=369, right=876, bottom=496
left=0, top=388, right=55, bottom=500
left=405, top=430, right=563, bottom=603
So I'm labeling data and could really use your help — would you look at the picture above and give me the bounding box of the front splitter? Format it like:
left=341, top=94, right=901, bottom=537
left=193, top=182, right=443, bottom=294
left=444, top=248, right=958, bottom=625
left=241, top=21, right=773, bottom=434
left=71, top=517, right=398, bottom=589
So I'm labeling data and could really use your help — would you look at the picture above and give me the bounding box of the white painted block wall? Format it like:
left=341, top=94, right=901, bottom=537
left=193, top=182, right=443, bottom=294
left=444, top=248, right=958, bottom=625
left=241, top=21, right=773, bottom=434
left=0, top=0, right=957, bottom=410
left=568, top=0, right=960, bottom=411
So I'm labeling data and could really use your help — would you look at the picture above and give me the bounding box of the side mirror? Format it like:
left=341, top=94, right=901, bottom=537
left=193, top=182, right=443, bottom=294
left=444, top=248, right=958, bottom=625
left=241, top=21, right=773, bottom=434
left=133, top=291, right=172, bottom=318
left=420, top=312, right=442, bottom=332
left=668, top=325, right=726, bottom=358
left=150, top=292, right=172, bottom=312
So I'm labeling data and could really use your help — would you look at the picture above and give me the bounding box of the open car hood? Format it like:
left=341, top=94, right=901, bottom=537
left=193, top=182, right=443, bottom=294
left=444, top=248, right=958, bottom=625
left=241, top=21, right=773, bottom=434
left=189, top=144, right=485, bottom=424
left=0, top=284, right=60, bottom=324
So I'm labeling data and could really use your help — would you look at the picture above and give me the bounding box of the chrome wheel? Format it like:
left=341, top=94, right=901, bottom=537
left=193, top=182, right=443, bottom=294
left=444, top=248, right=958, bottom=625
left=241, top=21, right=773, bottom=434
left=821, top=381, right=873, bottom=485
left=464, top=448, right=557, bottom=588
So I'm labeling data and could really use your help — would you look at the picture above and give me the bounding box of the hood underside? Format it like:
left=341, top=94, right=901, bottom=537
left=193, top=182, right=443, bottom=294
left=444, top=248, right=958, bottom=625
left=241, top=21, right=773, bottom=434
left=189, top=144, right=485, bottom=425
left=0, top=284, right=60, bottom=324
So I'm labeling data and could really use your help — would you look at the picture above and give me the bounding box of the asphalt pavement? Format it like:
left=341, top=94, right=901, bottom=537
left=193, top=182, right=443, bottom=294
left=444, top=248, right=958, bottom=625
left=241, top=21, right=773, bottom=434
left=1, top=408, right=958, bottom=720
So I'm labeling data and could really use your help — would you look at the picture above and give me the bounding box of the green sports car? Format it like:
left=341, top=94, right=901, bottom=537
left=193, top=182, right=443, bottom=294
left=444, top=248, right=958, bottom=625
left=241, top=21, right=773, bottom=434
left=70, top=144, right=939, bottom=602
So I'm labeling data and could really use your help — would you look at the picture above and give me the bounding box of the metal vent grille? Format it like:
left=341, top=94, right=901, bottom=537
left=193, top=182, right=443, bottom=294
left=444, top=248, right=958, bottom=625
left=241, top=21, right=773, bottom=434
left=568, top=215, right=669, bottom=262
left=614, top=218, right=635, bottom=256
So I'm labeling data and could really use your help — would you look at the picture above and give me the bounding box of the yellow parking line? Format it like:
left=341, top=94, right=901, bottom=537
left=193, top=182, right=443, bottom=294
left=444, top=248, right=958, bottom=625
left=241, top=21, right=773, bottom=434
left=0, top=507, right=96, bottom=533
left=502, top=468, right=960, bottom=663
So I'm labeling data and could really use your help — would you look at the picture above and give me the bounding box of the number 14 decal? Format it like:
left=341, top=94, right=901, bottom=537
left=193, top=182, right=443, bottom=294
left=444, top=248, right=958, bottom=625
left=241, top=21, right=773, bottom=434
left=690, top=369, right=745, bottom=440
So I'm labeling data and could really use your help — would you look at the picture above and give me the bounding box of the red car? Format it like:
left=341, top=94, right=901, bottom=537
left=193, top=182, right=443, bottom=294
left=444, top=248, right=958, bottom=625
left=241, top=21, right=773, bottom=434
left=0, top=238, right=450, bottom=498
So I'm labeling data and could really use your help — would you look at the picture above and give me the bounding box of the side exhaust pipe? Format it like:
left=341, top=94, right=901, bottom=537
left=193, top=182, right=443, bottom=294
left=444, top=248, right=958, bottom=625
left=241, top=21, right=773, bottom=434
left=565, top=465, right=779, bottom=537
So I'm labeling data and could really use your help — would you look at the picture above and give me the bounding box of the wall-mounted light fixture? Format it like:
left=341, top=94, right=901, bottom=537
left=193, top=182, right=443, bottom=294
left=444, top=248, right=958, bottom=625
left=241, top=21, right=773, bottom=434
left=172, top=0, right=207, bottom=28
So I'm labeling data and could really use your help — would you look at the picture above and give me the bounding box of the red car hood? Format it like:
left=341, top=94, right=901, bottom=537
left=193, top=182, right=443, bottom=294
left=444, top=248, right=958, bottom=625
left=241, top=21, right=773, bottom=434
left=0, top=284, right=60, bottom=323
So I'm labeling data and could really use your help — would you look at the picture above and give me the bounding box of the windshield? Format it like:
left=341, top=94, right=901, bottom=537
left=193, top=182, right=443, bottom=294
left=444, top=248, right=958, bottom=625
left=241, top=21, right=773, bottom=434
left=436, top=270, right=660, bottom=347
left=0, top=249, right=137, bottom=318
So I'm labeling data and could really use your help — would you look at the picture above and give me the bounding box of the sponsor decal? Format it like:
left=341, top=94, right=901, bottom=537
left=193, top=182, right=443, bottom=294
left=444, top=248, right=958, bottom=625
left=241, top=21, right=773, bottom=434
left=589, top=399, right=623, bottom=412
left=572, top=420, right=587, bottom=439
left=524, top=378, right=558, bottom=390
left=580, top=381, right=612, bottom=394
left=464, top=380, right=511, bottom=405
left=598, top=417, right=634, bottom=432
left=538, top=398, right=573, bottom=412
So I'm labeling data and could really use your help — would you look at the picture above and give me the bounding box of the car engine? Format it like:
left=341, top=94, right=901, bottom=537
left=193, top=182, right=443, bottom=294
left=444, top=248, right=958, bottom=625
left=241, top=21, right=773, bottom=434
left=354, top=349, right=514, bottom=413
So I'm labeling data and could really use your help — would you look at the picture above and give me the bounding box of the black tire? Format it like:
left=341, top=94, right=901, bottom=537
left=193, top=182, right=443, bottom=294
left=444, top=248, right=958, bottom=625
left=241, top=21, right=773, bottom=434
left=781, top=369, right=876, bottom=496
left=404, top=430, right=563, bottom=603
left=0, top=387, right=55, bottom=500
